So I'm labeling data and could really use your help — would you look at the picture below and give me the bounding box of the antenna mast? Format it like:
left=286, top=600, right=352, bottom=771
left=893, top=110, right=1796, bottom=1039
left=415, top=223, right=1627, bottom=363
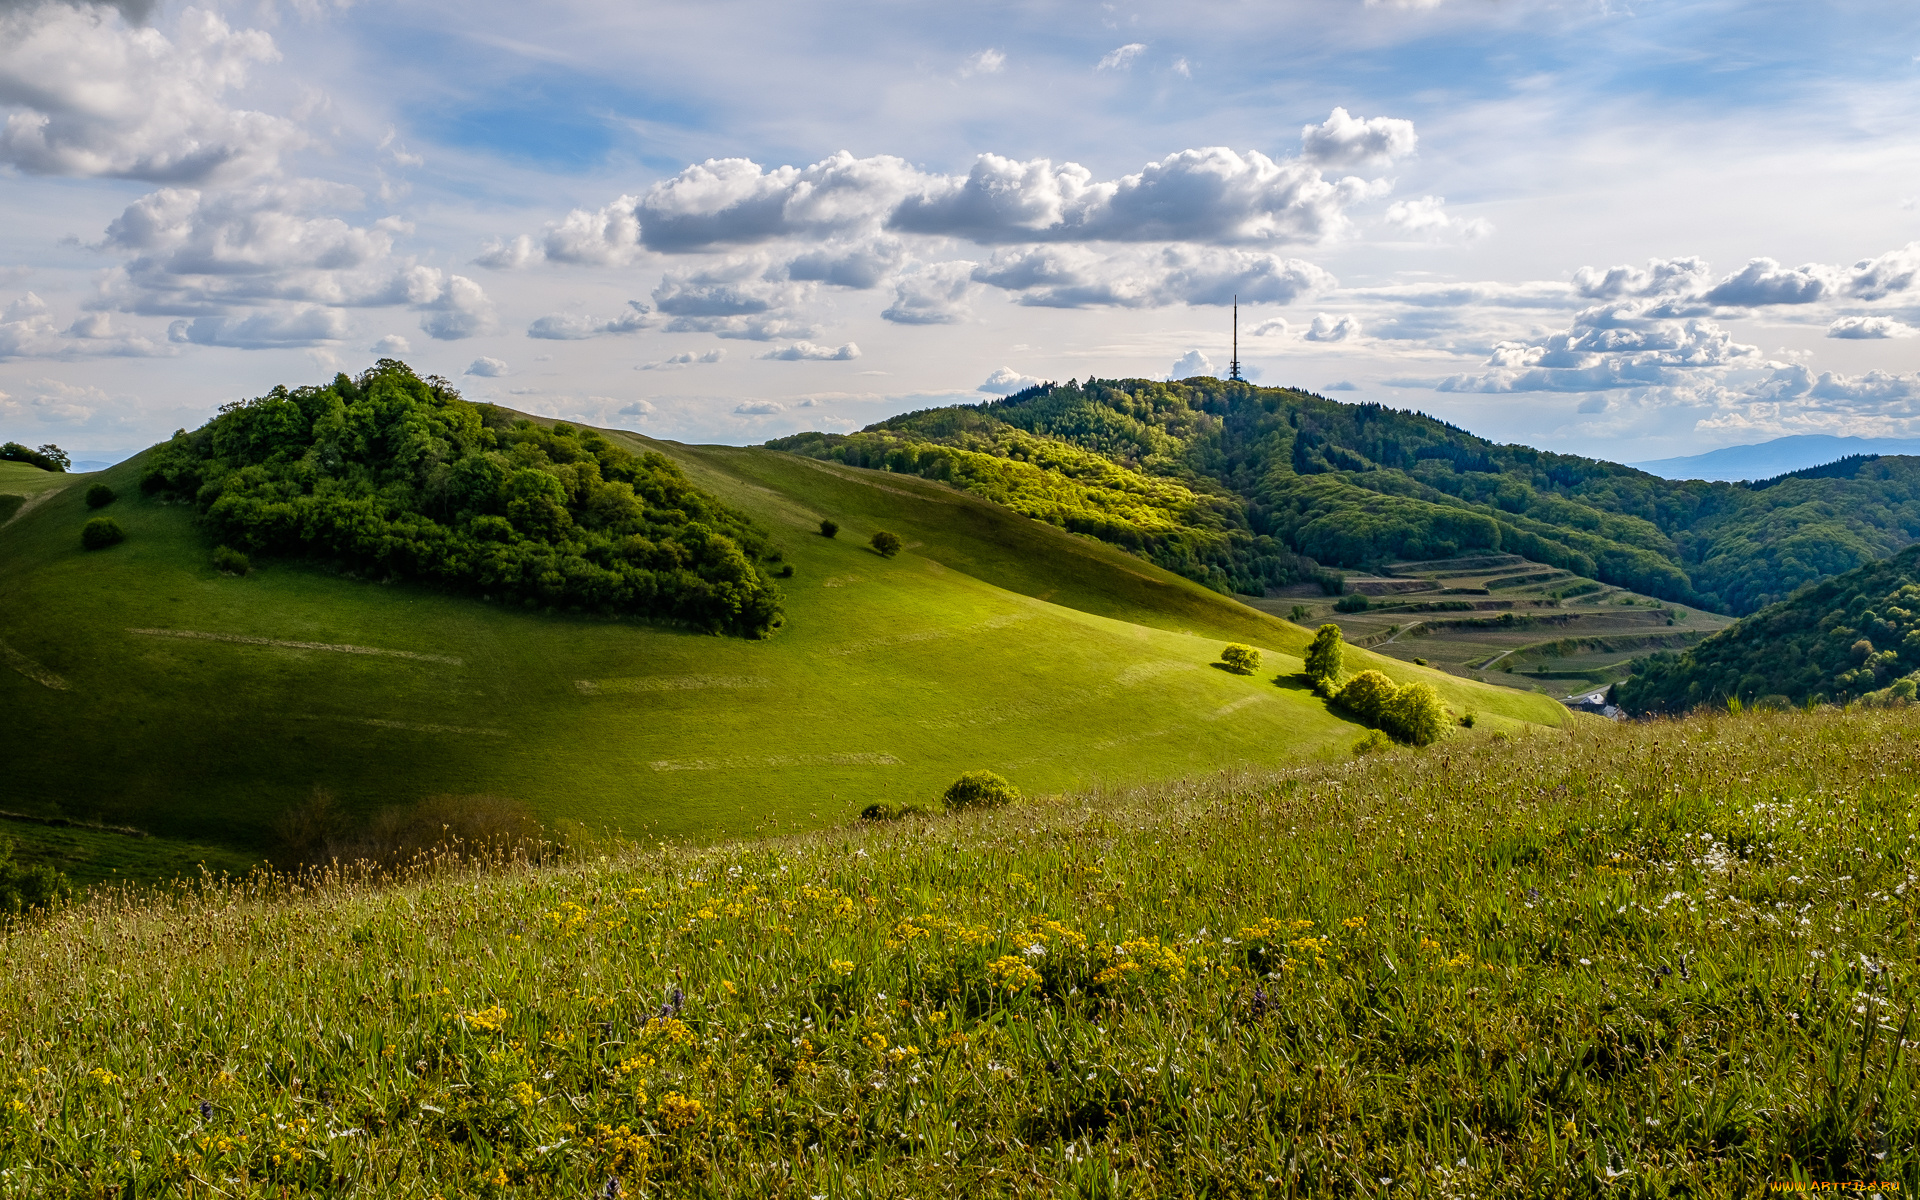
left=1228, top=295, right=1243, bottom=382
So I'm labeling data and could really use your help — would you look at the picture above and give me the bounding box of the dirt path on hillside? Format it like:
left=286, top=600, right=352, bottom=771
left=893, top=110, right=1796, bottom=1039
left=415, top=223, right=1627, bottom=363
left=0, top=638, right=69, bottom=690
left=127, top=628, right=463, bottom=665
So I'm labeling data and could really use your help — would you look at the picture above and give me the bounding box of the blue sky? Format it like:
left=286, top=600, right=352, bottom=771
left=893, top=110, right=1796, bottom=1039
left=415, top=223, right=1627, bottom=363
left=2, top=0, right=1918, bottom=463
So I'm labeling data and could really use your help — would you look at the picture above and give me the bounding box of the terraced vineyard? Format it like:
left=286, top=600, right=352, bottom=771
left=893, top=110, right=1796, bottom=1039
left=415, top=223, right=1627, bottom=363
left=1253, top=554, right=1737, bottom=697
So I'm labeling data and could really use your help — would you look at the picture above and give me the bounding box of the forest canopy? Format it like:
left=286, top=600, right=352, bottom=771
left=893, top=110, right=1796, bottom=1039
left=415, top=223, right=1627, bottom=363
left=141, top=360, right=784, bottom=637
left=773, top=377, right=1920, bottom=614
left=1619, top=544, right=1920, bottom=713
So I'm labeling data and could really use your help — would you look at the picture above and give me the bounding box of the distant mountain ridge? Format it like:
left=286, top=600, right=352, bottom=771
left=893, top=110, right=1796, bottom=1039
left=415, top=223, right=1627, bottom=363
left=1631, top=435, right=1920, bottom=482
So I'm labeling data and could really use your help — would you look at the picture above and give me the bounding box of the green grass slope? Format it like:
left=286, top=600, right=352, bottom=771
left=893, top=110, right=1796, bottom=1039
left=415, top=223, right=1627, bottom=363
left=0, top=424, right=1562, bottom=860
left=3, top=705, right=1911, bottom=1193
left=0, top=459, right=87, bottom=525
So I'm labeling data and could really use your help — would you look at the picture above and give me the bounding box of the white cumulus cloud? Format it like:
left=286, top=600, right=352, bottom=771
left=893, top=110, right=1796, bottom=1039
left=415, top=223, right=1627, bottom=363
left=464, top=356, right=509, bottom=377
left=883, top=261, right=977, bottom=324
left=0, top=4, right=300, bottom=183
left=1300, top=107, right=1418, bottom=169
left=1303, top=313, right=1362, bottom=342
left=978, top=366, right=1044, bottom=394
left=1096, top=43, right=1146, bottom=71
left=526, top=302, right=653, bottom=340
left=758, top=341, right=860, bottom=361
left=1170, top=349, right=1215, bottom=378
left=733, top=399, right=785, bottom=414
left=1828, top=315, right=1916, bottom=339
left=167, top=305, right=347, bottom=348
left=637, top=349, right=724, bottom=370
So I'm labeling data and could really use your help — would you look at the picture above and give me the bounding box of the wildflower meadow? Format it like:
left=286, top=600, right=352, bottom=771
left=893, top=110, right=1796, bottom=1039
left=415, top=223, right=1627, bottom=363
left=2, top=706, right=1917, bottom=1196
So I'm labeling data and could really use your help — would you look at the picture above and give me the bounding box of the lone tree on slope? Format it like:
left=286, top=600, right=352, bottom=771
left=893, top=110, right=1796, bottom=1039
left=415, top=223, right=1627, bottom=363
left=870, top=530, right=902, bottom=558
left=1305, top=623, right=1345, bottom=689
left=1220, top=644, right=1261, bottom=674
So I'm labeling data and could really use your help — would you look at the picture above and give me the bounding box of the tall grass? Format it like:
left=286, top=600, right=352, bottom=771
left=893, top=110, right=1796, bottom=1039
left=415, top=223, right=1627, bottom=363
left=2, top=708, right=1916, bottom=1196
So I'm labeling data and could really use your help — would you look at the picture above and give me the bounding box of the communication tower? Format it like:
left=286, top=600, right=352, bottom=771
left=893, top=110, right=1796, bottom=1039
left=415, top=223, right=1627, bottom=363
left=1228, top=295, right=1243, bottom=382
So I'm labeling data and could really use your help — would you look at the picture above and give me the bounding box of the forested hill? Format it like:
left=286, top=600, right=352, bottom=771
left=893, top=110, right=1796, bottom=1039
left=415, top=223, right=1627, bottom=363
left=1619, top=544, right=1920, bottom=712
left=769, top=377, right=1920, bottom=615
left=141, top=360, right=785, bottom=636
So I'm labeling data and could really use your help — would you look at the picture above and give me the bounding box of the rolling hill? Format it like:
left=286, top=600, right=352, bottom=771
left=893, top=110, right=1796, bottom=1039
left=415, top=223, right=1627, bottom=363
left=1619, top=542, right=1920, bottom=712
left=772, top=378, right=1920, bottom=616
left=0, top=389, right=1563, bottom=872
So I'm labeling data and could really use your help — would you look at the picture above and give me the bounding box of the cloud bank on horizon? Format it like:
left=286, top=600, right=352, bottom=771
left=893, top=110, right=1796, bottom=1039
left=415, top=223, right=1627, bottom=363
left=0, top=0, right=1918, bottom=462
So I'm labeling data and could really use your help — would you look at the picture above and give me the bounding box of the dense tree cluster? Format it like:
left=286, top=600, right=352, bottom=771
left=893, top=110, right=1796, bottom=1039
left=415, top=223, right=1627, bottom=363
left=141, top=360, right=784, bottom=637
left=774, top=377, right=1920, bottom=615
left=1620, top=545, right=1920, bottom=713
left=0, top=442, right=68, bottom=472
left=1333, top=670, right=1451, bottom=746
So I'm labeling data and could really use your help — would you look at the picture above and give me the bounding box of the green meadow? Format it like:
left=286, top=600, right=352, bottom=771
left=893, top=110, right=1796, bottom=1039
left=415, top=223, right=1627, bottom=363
left=0, top=705, right=1910, bottom=1195
left=0, top=427, right=1563, bottom=863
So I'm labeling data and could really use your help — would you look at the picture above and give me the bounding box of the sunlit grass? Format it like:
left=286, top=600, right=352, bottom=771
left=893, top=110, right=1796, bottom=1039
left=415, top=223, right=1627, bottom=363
left=2, top=706, right=1916, bottom=1195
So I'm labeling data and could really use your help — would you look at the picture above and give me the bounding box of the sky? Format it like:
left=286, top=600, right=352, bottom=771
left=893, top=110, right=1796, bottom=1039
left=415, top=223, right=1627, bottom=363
left=2, top=0, right=1919, bottom=465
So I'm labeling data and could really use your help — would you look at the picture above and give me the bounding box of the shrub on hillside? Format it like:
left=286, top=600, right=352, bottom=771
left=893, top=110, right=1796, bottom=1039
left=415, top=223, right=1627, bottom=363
left=1383, top=681, right=1449, bottom=747
left=942, top=770, right=1020, bottom=811
left=1333, top=593, right=1370, bottom=612
left=1304, top=624, right=1344, bottom=687
left=1334, top=670, right=1399, bottom=723
left=1353, top=729, right=1391, bottom=755
left=80, top=517, right=124, bottom=550
left=871, top=530, right=902, bottom=558
left=84, top=483, right=115, bottom=509
left=212, top=544, right=251, bottom=575
left=137, top=360, right=784, bottom=637
left=1336, top=670, right=1452, bottom=747
left=0, top=839, right=70, bottom=917
left=1219, top=643, right=1260, bottom=674
left=819, top=519, right=838, bottom=538
left=0, top=442, right=67, bottom=472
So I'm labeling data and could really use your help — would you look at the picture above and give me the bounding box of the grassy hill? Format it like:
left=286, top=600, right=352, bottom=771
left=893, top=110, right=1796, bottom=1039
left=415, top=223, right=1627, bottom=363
left=3, top=704, right=1910, bottom=1193
left=0, top=411, right=1562, bottom=869
left=773, top=378, right=1920, bottom=616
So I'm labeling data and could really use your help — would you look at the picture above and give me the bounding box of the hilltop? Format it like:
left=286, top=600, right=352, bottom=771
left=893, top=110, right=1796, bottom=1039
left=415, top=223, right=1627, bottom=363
left=0, top=367, right=1560, bottom=879
left=771, top=377, right=1920, bottom=616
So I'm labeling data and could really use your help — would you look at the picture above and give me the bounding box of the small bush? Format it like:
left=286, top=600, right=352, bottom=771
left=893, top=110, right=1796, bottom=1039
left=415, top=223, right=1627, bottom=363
left=1352, top=729, right=1391, bottom=756
left=859, top=803, right=898, bottom=822
left=212, top=544, right=251, bottom=575
left=1219, top=643, right=1261, bottom=674
left=80, top=517, right=124, bottom=550
left=1460, top=711, right=1476, bottom=728
left=1383, top=681, right=1450, bottom=747
left=0, top=838, right=70, bottom=917
left=1413, top=657, right=1427, bottom=666
left=1304, top=624, right=1344, bottom=687
left=942, top=770, right=1020, bottom=812
left=870, top=530, right=902, bottom=558
left=1333, top=593, right=1370, bottom=613
left=84, top=483, right=116, bottom=509
left=1334, top=670, right=1399, bottom=723
left=778, top=564, right=794, bottom=578
left=819, top=519, right=839, bottom=538
left=1288, top=604, right=1310, bottom=622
